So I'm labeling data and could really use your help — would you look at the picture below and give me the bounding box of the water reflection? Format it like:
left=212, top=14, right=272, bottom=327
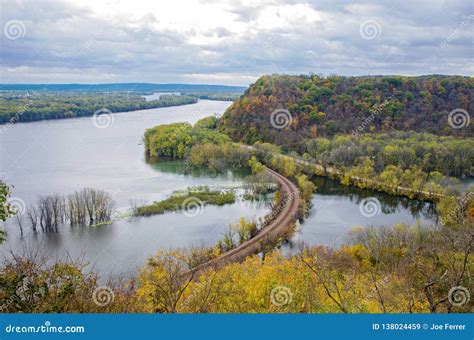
left=2, top=164, right=271, bottom=279
left=282, top=176, right=438, bottom=253
left=148, top=159, right=251, bottom=182
left=312, top=176, right=438, bottom=221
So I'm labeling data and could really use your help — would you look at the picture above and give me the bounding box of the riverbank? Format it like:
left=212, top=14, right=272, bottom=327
left=1, top=99, right=444, bottom=278
left=240, top=144, right=450, bottom=202
left=295, top=157, right=446, bottom=202
left=0, top=92, right=198, bottom=125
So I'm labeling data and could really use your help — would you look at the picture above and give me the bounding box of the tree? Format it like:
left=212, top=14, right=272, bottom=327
left=271, top=155, right=296, bottom=178
left=378, top=165, right=403, bottom=190
left=230, top=217, right=258, bottom=245
left=0, top=254, right=138, bottom=313
left=295, top=174, right=316, bottom=202
left=0, top=181, right=15, bottom=222
left=137, top=250, right=197, bottom=313
left=0, top=181, right=15, bottom=243
left=194, top=116, right=219, bottom=129
left=248, top=156, right=265, bottom=174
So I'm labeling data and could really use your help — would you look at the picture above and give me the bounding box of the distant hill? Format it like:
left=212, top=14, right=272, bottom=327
left=0, top=83, right=247, bottom=93
left=219, top=74, right=473, bottom=149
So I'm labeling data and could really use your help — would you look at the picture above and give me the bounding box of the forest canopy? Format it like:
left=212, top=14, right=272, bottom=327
left=144, top=118, right=232, bottom=160
left=219, top=74, right=473, bottom=149
left=302, top=132, right=473, bottom=179
left=0, top=92, right=198, bottom=124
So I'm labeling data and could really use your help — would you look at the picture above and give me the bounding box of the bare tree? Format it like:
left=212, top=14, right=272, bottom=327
left=26, top=206, right=39, bottom=233
left=26, top=188, right=115, bottom=232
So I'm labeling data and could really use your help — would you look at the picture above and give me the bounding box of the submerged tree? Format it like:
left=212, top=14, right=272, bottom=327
left=25, top=188, right=115, bottom=232
left=36, top=194, right=65, bottom=232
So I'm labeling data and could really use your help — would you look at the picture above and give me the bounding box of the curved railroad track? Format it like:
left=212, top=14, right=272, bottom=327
left=187, top=167, right=300, bottom=278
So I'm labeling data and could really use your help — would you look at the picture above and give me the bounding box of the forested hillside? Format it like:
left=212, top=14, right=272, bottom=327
left=0, top=92, right=197, bottom=124
left=219, top=75, right=473, bottom=149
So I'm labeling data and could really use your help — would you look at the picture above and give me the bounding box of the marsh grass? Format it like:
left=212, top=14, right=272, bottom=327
left=134, top=186, right=236, bottom=216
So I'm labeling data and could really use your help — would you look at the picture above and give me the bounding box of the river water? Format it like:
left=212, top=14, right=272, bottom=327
left=0, top=100, right=437, bottom=277
left=283, top=177, right=437, bottom=253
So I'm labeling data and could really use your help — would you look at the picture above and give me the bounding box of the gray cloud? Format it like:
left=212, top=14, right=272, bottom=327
left=0, top=0, right=472, bottom=85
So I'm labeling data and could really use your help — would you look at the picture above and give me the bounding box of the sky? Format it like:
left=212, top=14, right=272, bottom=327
left=0, top=0, right=473, bottom=85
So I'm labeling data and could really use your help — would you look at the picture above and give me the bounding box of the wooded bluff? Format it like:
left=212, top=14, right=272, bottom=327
left=219, top=74, right=473, bottom=149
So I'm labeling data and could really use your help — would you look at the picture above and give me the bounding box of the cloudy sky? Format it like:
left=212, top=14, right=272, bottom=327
left=0, top=0, right=472, bottom=85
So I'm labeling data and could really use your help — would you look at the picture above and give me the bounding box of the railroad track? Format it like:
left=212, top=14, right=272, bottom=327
left=186, top=167, right=300, bottom=278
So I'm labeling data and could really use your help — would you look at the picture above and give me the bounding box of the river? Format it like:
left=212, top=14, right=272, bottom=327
left=0, top=100, right=437, bottom=277
left=282, top=177, right=437, bottom=253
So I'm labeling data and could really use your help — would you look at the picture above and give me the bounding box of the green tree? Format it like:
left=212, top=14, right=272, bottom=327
left=295, top=174, right=316, bottom=201
left=248, top=156, right=265, bottom=174
left=271, top=155, right=296, bottom=178
left=0, top=181, right=15, bottom=243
